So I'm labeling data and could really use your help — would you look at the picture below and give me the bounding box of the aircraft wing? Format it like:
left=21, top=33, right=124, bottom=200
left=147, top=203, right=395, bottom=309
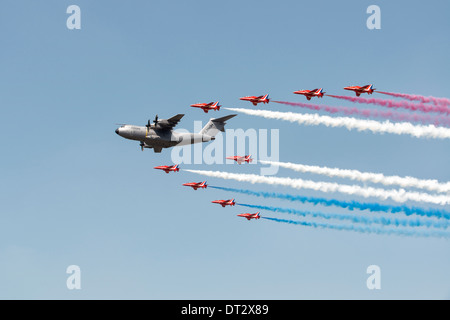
left=157, top=114, right=185, bottom=131
left=167, top=114, right=184, bottom=127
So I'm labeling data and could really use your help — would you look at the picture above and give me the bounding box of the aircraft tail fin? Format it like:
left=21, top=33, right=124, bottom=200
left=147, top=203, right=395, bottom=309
left=200, top=114, right=237, bottom=137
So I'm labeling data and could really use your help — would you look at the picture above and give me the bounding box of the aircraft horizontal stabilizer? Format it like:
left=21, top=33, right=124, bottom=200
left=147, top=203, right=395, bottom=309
left=212, top=114, right=237, bottom=123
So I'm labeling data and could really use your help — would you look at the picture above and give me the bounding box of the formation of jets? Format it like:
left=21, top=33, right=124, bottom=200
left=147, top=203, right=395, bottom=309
left=116, top=83, right=377, bottom=222
left=151, top=156, right=257, bottom=219
left=178, top=154, right=257, bottom=220
left=293, top=84, right=375, bottom=100
left=184, top=84, right=375, bottom=114
left=153, top=155, right=254, bottom=219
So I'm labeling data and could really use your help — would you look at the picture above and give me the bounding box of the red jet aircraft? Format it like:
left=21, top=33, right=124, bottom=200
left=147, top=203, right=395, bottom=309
left=343, top=84, right=375, bottom=96
left=237, top=212, right=261, bottom=220
left=211, top=198, right=236, bottom=207
left=153, top=164, right=179, bottom=173
left=240, top=94, right=270, bottom=106
left=226, top=155, right=253, bottom=164
left=293, top=88, right=325, bottom=100
left=190, top=101, right=221, bottom=113
left=182, top=181, right=207, bottom=190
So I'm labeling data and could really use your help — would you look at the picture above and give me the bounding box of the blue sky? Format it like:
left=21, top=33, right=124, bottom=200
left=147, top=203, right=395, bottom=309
left=0, top=0, right=449, bottom=299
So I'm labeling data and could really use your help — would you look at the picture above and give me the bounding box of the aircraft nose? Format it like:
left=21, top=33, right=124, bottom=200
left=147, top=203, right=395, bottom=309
left=115, top=128, right=120, bottom=135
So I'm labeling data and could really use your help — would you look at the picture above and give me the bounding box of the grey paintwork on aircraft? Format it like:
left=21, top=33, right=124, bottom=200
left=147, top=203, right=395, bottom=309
left=115, top=114, right=236, bottom=153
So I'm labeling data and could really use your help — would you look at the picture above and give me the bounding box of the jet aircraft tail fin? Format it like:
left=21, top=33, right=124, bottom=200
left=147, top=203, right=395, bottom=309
left=199, top=114, right=237, bottom=137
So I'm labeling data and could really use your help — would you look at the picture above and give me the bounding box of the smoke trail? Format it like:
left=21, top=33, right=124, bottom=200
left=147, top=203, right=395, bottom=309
left=327, top=94, right=450, bottom=115
left=184, top=169, right=450, bottom=205
left=224, top=107, right=450, bottom=140
left=258, top=160, right=450, bottom=194
left=272, top=100, right=450, bottom=127
left=377, top=91, right=450, bottom=107
left=238, top=203, right=449, bottom=229
left=261, top=217, right=450, bottom=238
left=210, top=186, right=450, bottom=220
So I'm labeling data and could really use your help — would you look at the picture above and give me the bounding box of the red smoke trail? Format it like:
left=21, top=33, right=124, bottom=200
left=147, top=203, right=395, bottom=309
left=272, top=100, right=450, bottom=127
left=377, top=91, right=450, bottom=106
left=327, top=94, right=450, bottom=115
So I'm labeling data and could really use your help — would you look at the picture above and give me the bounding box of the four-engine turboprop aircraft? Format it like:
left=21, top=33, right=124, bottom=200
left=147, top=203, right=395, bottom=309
left=115, top=114, right=236, bottom=153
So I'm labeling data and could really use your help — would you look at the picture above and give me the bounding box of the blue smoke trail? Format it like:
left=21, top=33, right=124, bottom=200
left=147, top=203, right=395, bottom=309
left=209, top=186, right=450, bottom=220
left=261, top=217, right=450, bottom=238
left=238, top=203, right=449, bottom=230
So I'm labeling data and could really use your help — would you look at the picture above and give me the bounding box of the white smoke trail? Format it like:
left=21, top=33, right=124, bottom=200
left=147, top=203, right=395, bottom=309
left=259, top=160, right=450, bottom=194
left=224, top=108, right=450, bottom=140
left=184, top=169, right=450, bottom=205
